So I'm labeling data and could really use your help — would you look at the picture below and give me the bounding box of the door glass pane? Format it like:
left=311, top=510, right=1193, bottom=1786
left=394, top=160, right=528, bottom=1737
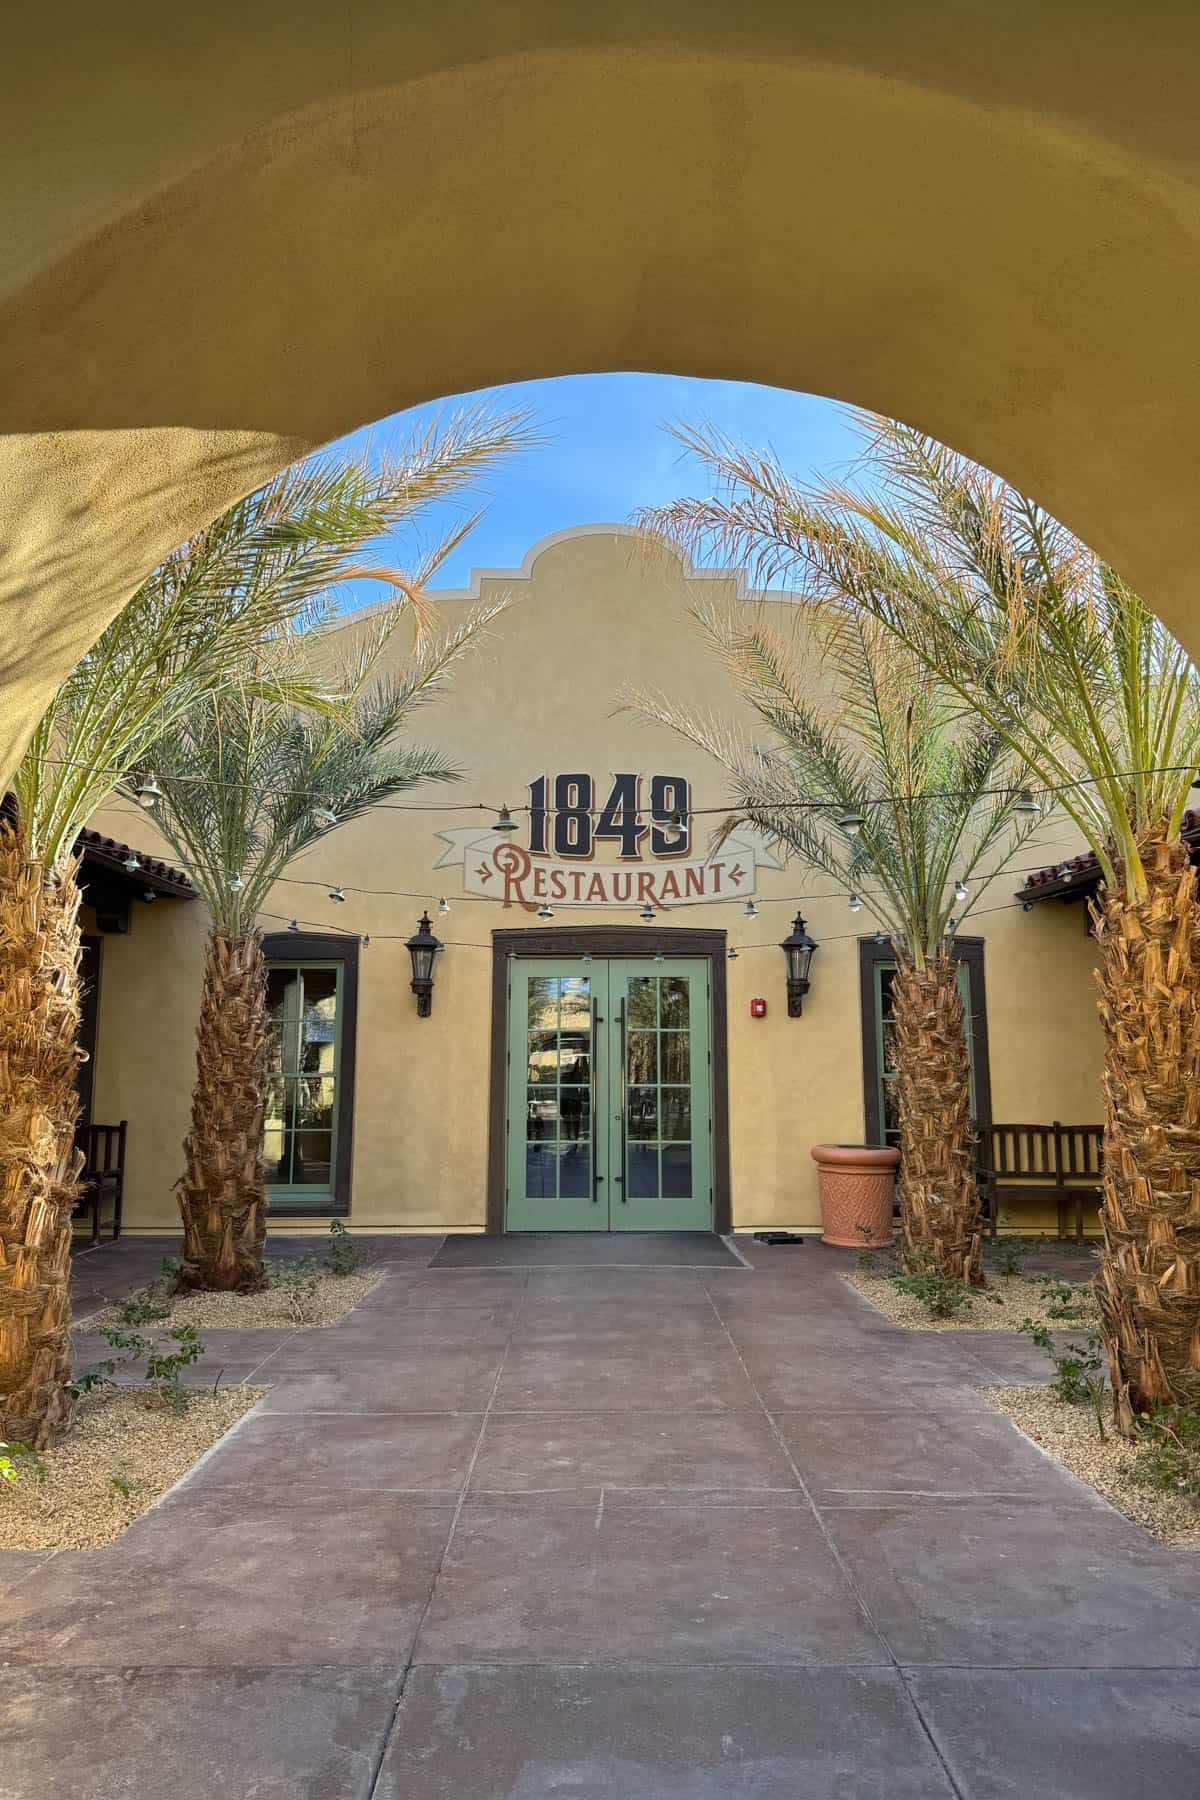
left=527, top=1090, right=558, bottom=1137
left=628, top=1145, right=659, bottom=1198
left=659, top=1088, right=691, bottom=1141
left=296, top=1075, right=334, bottom=1130
left=661, top=1144, right=693, bottom=1197
left=659, top=1032, right=690, bottom=1085
left=659, top=977, right=690, bottom=1027
left=526, top=1144, right=558, bottom=1196
left=263, top=1127, right=287, bottom=1182
left=527, top=1032, right=559, bottom=1083
left=266, top=969, right=301, bottom=1074
left=559, top=1146, right=590, bottom=1198
left=558, top=1086, right=590, bottom=1141
left=291, top=1131, right=333, bottom=1185
left=527, top=976, right=559, bottom=1031
left=627, top=1032, right=657, bottom=1083
left=627, top=977, right=657, bottom=1028
left=558, top=978, right=590, bottom=1029
left=627, top=1087, right=658, bottom=1138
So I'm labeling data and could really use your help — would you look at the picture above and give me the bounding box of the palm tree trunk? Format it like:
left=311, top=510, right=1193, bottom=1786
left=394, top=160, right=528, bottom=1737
left=892, top=948, right=983, bottom=1284
left=1093, top=831, right=1200, bottom=1432
left=0, top=820, right=83, bottom=1448
left=177, top=928, right=268, bottom=1291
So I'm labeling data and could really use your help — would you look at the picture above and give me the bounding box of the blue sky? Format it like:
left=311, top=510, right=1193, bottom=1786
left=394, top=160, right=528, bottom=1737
left=329, top=374, right=862, bottom=600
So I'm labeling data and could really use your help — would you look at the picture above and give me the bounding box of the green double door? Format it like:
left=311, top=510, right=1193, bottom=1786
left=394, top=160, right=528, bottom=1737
left=505, top=957, right=713, bottom=1231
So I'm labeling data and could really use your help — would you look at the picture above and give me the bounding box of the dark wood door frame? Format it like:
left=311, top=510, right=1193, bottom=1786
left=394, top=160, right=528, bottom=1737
left=488, top=925, right=731, bottom=1235
left=857, top=934, right=993, bottom=1145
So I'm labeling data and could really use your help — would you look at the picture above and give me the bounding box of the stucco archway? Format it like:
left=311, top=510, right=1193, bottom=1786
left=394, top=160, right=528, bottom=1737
left=4, top=4, right=1200, bottom=782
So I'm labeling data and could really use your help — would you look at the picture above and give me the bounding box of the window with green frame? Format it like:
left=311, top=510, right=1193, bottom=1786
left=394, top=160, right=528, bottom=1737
left=859, top=937, right=992, bottom=1151
left=265, top=961, right=344, bottom=1211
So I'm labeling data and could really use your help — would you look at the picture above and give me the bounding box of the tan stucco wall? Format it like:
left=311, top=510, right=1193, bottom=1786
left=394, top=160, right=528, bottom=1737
left=85, top=528, right=1105, bottom=1233
left=4, top=5, right=1200, bottom=788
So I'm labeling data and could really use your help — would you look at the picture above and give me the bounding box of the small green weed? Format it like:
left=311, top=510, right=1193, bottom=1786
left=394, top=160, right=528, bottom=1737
left=1038, top=1276, right=1087, bottom=1321
left=1130, top=1407, right=1200, bottom=1500
left=1020, top=1317, right=1105, bottom=1410
left=110, top=1471, right=132, bottom=1501
left=96, top=1322, right=206, bottom=1412
left=893, top=1269, right=975, bottom=1319
left=0, top=1441, right=47, bottom=1486
left=992, top=1237, right=1029, bottom=1278
left=326, top=1219, right=366, bottom=1277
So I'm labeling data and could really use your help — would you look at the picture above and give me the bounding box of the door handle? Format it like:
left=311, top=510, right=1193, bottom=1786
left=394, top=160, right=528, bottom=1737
left=590, top=998, right=602, bottom=1203
left=616, top=997, right=627, bottom=1201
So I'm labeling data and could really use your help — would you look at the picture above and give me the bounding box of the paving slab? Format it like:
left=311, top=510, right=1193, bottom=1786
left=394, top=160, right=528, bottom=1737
left=0, top=1665, right=399, bottom=1800
left=179, top=1409, right=484, bottom=1495
left=431, top=1231, right=741, bottom=1267
left=2, top=1493, right=454, bottom=1668
left=508, top=1298, right=732, bottom=1344
left=469, top=1408, right=795, bottom=1497
left=773, top=1405, right=1080, bottom=1498
left=416, top=1497, right=884, bottom=1665
left=823, top=1494, right=1200, bottom=1666
left=491, top=1341, right=759, bottom=1411
left=521, top=1268, right=710, bottom=1304
left=376, top=1664, right=956, bottom=1799
left=257, top=1344, right=507, bottom=1412
left=907, top=1667, right=1200, bottom=1800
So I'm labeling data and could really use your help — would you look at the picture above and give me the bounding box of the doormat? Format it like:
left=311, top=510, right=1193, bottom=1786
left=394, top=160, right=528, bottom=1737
left=430, top=1232, right=743, bottom=1268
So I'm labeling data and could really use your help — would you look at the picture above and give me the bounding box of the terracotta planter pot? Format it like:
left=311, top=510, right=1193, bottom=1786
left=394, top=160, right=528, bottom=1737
left=810, top=1143, right=900, bottom=1248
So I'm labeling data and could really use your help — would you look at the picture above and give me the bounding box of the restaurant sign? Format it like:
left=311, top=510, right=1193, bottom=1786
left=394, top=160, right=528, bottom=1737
left=436, top=772, right=781, bottom=912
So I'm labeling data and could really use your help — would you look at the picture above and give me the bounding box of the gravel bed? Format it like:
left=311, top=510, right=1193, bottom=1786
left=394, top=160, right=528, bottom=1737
left=0, top=1386, right=265, bottom=1551
left=845, top=1271, right=1098, bottom=1332
left=984, top=1384, right=1200, bottom=1549
left=85, top=1267, right=384, bottom=1331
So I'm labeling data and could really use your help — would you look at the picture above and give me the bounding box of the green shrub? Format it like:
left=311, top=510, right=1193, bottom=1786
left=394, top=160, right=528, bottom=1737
left=1131, top=1407, right=1200, bottom=1499
left=326, top=1219, right=366, bottom=1277
left=893, top=1270, right=975, bottom=1319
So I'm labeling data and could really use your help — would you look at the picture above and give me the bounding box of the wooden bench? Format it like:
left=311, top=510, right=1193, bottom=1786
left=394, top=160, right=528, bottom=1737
left=979, top=1121, right=1102, bottom=1243
left=74, top=1120, right=127, bottom=1245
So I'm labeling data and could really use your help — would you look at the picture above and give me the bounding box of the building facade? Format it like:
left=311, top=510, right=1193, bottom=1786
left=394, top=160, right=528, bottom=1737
left=80, top=527, right=1106, bottom=1236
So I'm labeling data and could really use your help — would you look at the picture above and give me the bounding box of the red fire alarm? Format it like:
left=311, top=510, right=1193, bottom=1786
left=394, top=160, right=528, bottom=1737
left=750, top=997, right=767, bottom=1018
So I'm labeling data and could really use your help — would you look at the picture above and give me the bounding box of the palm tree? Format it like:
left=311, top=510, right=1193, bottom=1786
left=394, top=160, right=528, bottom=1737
left=0, top=405, right=532, bottom=1442
left=642, top=415, right=1200, bottom=1425
left=132, top=589, right=509, bottom=1293
left=625, top=604, right=1038, bottom=1284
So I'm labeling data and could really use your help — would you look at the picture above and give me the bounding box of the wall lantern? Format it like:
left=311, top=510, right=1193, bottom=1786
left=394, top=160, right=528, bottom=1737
left=781, top=912, right=818, bottom=1017
left=406, top=911, right=442, bottom=1017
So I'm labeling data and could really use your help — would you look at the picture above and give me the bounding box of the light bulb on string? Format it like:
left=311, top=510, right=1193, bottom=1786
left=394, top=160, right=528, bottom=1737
left=1014, top=788, right=1040, bottom=815
left=847, top=893, right=863, bottom=913
left=228, top=873, right=244, bottom=894
left=743, top=900, right=758, bottom=919
left=361, top=934, right=371, bottom=946
left=873, top=930, right=886, bottom=945
left=537, top=903, right=554, bottom=919
left=653, top=952, right=665, bottom=964
left=142, top=889, right=157, bottom=904
left=639, top=901, right=655, bottom=921
left=493, top=805, right=518, bottom=835
left=727, top=947, right=739, bottom=961
left=582, top=953, right=593, bottom=965
left=953, top=877, right=968, bottom=903
left=313, top=805, right=337, bottom=828
left=134, top=777, right=162, bottom=810
left=287, top=919, right=300, bottom=933
left=123, top=853, right=140, bottom=872
left=836, top=809, right=865, bottom=833
left=328, top=885, right=346, bottom=903
left=437, top=897, right=451, bottom=916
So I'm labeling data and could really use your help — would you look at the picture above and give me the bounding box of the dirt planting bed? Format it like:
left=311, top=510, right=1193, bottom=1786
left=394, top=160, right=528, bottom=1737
left=85, top=1267, right=384, bottom=1331
left=984, top=1385, right=1200, bottom=1549
left=846, top=1271, right=1098, bottom=1332
left=0, top=1386, right=265, bottom=1551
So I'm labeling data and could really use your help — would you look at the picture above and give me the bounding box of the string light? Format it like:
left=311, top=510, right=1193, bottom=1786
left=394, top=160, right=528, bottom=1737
left=493, top=806, right=518, bottom=835
left=328, top=885, right=346, bottom=903
left=313, top=805, right=337, bottom=827
left=727, top=947, right=738, bottom=960
left=229, top=873, right=245, bottom=894
left=437, top=897, right=451, bottom=915
left=123, top=852, right=139, bottom=872
left=848, top=893, right=863, bottom=913
left=743, top=900, right=758, bottom=919
left=134, top=777, right=162, bottom=810
left=953, top=877, right=968, bottom=902
left=639, top=901, right=656, bottom=921
left=1014, top=789, right=1040, bottom=815
left=653, top=951, right=665, bottom=964
left=536, top=903, right=554, bottom=919
left=836, top=809, right=865, bottom=832
left=142, top=888, right=157, bottom=903
left=287, top=918, right=299, bottom=932
left=361, top=934, right=370, bottom=946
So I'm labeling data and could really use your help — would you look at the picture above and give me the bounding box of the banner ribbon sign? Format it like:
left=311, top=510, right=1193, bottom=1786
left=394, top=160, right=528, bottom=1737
left=434, top=826, right=782, bottom=912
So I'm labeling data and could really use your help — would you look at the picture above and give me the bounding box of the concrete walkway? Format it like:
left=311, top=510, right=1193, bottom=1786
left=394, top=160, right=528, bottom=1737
left=3, top=1235, right=1199, bottom=1797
